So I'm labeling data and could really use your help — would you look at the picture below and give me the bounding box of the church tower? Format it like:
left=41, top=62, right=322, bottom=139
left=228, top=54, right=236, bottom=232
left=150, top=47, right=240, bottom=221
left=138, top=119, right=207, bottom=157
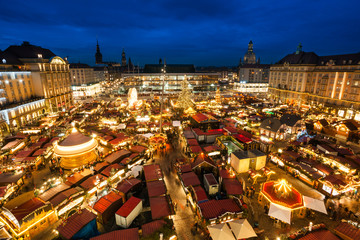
left=243, top=40, right=256, bottom=64
left=121, top=49, right=127, bottom=66
left=95, top=40, right=103, bottom=64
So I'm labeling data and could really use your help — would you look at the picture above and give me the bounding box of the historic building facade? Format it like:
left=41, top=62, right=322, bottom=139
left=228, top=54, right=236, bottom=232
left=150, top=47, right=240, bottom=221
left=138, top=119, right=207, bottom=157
left=269, top=44, right=360, bottom=119
left=0, top=41, right=72, bottom=134
left=237, top=41, right=270, bottom=96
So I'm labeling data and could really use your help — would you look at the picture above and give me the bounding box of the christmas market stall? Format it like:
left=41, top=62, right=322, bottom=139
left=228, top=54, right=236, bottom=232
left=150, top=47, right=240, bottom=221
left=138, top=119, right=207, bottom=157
left=0, top=198, right=57, bottom=239
left=258, top=179, right=306, bottom=223
left=57, top=209, right=98, bottom=240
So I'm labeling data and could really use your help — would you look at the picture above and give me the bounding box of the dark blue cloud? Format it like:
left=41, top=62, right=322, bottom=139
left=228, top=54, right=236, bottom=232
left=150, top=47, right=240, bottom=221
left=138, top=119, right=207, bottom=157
left=0, top=0, right=359, bottom=66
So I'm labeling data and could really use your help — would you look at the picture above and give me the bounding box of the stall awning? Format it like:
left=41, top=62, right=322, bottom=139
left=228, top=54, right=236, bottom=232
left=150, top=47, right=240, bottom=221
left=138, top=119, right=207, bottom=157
left=303, top=196, right=327, bottom=214
left=268, top=203, right=291, bottom=224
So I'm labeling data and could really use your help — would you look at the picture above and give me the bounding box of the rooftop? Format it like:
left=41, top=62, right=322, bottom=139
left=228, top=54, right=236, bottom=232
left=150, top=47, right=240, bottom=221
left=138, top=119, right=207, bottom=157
left=116, top=196, right=142, bottom=218
left=57, top=209, right=96, bottom=240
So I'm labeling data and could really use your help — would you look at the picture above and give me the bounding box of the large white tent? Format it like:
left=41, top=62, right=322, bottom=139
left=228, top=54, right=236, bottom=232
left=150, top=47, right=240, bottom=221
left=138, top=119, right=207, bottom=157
left=228, top=219, right=257, bottom=239
left=207, top=223, right=235, bottom=240
left=303, top=196, right=327, bottom=214
left=268, top=203, right=292, bottom=224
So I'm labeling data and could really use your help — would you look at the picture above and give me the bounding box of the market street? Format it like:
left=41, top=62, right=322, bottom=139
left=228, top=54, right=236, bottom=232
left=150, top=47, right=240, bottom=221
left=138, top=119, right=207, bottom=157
left=154, top=136, right=203, bottom=240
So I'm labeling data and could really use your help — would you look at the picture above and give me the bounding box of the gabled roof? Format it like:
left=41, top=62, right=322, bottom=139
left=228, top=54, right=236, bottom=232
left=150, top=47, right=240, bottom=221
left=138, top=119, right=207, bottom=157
left=147, top=180, right=167, bottom=197
left=116, top=178, right=142, bottom=194
left=223, top=179, right=243, bottom=195
left=94, top=162, right=109, bottom=172
left=142, top=220, right=166, bottom=237
left=143, top=164, right=163, bottom=182
left=198, top=199, right=242, bottom=220
left=260, top=117, right=283, bottom=132
left=49, top=187, right=83, bottom=208
left=116, top=196, right=142, bottom=217
left=104, top=149, right=131, bottom=164
left=297, top=229, right=340, bottom=240
left=10, top=197, right=46, bottom=223
left=192, top=185, right=208, bottom=203
left=130, top=145, right=147, bottom=153
left=180, top=163, right=192, bottom=173
left=280, top=114, right=302, bottom=127
left=101, top=163, right=124, bottom=177
left=90, top=228, right=139, bottom=240
left=191, top=153, right=216, bottom=169
left=38, top=183, right=70, bottom=202
left=149, top=196, right=171, bottom=220
left=80, top=174, right=107, bottom=191
left=93, top=191, right=122, bottom=214
left=189, top=145, right=203, bottom=154
left=57, top=209, right=96, bottom=240
left=334, top=222, right=360, bottom=240
left=180, top=172, right=201, bottom=187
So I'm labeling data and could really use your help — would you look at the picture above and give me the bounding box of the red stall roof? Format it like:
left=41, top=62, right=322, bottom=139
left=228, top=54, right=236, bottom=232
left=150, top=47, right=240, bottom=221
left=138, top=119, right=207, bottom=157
left=180, top=172, right=201, bottom=187
left=219, top=169, right=235, bottom=179
left=116, top=178, right=142, bottom=194
left=198, top=199, right=242, bottom=220
left=334, top=222, right=360, bottom=240
left=149, top=196, right=171, bottom=220
left=130, top=145, right=147, bottom=153
left=57, top=209, right=97, bottom=240
left=104, top=149, right=131, bottom=164
left=193, top=185, right=208, bottom=203
left=101, top=163, right=124, bottom=177
left=180, top=164, right=192, bottom=173
left=143, top=164, right=163, bottom=182
left=90, top=228, right=139, bottom=240
left=116, top=196, right=142, bottom=218
left=94, top=162, right=109, bottom=172
left=93, top=191, right=122, bottom=214
left=234, top=134, right=252, bottom=143
left=147, top=180, right=166, bottom=197
left=189, top=145, right=203, bottom=154
left=142, top=220, right=166, bottom=237
left=187, top=139, right=199, bottom=146
left=223, top=179, right=243, bottom=195
left=297, top=229, right=340, bottom=240
left=11, top=197, right=45, bottom=222
left=109, top=136, right=129, bottom=146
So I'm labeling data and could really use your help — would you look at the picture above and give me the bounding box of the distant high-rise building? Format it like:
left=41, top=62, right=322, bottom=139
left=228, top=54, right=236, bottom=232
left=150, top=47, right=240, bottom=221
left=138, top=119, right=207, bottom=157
left=269, top=44, right=360, bottom=118
left=95, top=40, right=103, bottom=64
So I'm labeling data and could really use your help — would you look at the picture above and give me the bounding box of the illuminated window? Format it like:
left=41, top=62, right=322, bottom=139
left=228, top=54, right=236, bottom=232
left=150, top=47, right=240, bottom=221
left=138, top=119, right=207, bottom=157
left=38, top=54, right=43, bottom=59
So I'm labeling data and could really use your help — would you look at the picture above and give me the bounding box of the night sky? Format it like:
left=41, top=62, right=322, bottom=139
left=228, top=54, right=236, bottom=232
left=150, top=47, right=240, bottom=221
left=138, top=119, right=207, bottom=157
left=1, top=0, right=359, bottom=66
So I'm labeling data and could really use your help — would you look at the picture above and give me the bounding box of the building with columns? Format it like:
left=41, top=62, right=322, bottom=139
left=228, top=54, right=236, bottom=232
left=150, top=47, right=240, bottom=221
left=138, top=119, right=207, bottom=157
left=269, top=44, right=360, bottom=119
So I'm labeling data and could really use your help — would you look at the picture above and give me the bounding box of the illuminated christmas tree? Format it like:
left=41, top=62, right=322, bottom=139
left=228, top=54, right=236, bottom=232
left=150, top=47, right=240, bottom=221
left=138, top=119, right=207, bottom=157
left=177, top=76, right=193, bottom=109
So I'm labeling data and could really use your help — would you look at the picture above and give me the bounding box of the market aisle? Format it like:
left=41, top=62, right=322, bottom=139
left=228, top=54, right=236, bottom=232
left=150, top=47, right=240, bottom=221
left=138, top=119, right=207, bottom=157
left=155, top=138, right=203, bottom=240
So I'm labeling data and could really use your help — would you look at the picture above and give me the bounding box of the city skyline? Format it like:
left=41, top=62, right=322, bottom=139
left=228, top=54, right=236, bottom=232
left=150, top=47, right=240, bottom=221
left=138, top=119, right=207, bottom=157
left=1, top=0, right=360, bottom=66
